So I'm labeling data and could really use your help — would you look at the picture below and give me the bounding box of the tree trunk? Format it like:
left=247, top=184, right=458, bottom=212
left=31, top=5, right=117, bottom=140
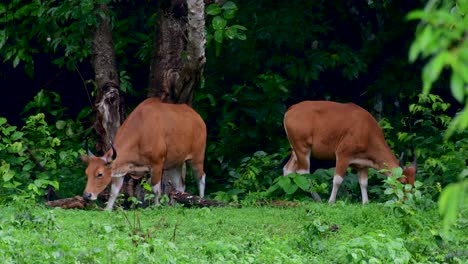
left=90, top=3, right=144, bottom=202
left=147, top=0, right=206, bottom=196
left=147, top=0, right=206, bottom=105
left=91, top=3, right=125, bottom=152
left=86, top=0, right=207, bottom=206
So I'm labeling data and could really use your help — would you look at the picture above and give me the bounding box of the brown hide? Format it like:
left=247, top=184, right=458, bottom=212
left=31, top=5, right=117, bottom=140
left=283, top=101, right=416, bottom=203
left=82, top=98, right=207, bottom=207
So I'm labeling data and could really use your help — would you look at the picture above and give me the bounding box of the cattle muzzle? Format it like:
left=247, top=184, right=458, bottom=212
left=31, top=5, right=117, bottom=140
left=83, top=192, right=94, bottom=201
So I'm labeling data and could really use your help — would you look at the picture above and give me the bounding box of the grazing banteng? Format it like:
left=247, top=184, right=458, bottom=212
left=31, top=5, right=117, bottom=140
left=283, top=101, right=416, bottom=204
left=81, top=98, right=207, bottom=210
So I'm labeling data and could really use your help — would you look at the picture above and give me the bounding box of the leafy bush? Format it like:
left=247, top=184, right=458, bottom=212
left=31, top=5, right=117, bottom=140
left=399, top=94, right=468, bottom=187
left=205, top=1, right=247, bottom=56
left=408, top=0, right=468, bottom=135
left=0, top=90, right=87, bottom=203
left=196, top=72, right=290, bottom=193
left=408, top=0, right=468, bottom=234
left=338, top=233, right=412, bottom=264
left=383, top=168, right=435, bottom=217
left=267, top=172, right=328, bottom=201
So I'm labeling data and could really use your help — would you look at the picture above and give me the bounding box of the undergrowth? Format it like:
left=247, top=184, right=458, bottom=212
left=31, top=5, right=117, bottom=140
left=0, top=201, right=466, bottom=263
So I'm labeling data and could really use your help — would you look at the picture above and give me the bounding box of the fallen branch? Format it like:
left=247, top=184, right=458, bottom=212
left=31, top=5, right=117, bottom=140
left=169, top=191, right=228, bottom=208
left=46, top=196, right=90, bottom=209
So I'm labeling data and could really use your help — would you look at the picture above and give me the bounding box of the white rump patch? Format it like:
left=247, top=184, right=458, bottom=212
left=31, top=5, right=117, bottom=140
left=283, top=168, right=293, bottom=176
left=111, top=171, right=126, bottom=178
left=350, top=158, right=375, bottom=168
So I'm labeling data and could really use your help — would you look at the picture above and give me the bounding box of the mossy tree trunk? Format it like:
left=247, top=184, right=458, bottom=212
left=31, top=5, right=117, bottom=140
left=147, top=0, right=206, bottom=105
left=90, top=3, right=143, bottom=203
left=147, top=0, right=206, bottom=195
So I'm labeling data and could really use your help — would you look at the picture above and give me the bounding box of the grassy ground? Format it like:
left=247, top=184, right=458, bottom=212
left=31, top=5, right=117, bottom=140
left=0, top=201, right=466, bottom=263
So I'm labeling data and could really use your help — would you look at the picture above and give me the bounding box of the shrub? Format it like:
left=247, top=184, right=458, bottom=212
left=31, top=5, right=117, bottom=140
left=0, top=90, right=87, bottom=203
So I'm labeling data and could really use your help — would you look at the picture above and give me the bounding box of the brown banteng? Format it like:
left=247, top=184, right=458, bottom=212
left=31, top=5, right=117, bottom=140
left=81, top=98, right=207, bottom=210
left=283, top=101, right=416, bottom=204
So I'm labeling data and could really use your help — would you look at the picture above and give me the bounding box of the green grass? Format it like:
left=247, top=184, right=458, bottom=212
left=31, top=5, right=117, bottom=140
left=0, top=202, right=466, bottom=263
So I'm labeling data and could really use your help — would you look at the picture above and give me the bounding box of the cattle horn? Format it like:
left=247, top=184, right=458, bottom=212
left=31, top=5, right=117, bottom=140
left=110, top=142, right=117, bottom=161
left=86, top=139, right=96, bottom=157
left=399, top=152, right=404, bottom=167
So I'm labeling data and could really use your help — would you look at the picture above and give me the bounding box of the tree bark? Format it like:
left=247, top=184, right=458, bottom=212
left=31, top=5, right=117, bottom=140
left=46, top=196, right=90, bottom=209
left=147, top=0, right=207, bottom=196
left=91, top=4, right=125, bottom=152
left=147, top=0, right=206, bottom=105
left=90, top=4, right=145, bottom=202
left=169, top=191, right=227, bottom=207
left=85, top=0, right=207, bottom=206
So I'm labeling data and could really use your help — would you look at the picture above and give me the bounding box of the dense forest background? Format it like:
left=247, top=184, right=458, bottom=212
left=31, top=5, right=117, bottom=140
left=0, top=0, right=466, bottom=205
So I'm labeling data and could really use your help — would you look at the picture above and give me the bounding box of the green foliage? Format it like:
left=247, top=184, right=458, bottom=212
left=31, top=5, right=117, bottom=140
left=2, top=203, right=466, bottom=263
left=395, top=94, right=468, bottom=189
left=408, top=0, right=468, bottom=136
left=338, top=233, right=411, bottom=264
left=438, top=172, right=467, bottom=233
left=383, top=168, right=435, bottom=218
left=0, top=0, right=102, bottom=74
left=408, top=0, right=468, bottom=235
left=196, top=72, right=290, bottom=193
left=206, top=1, right=247, bottom=56
left=0, top=90, right=87, bottom=203
left=232, top=151, right=282, bottom=192
left=267, top=173, right=328, bottom=200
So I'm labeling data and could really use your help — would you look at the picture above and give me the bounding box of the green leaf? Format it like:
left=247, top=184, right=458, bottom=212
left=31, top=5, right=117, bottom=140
left=236, top=32, right=247, bottom=41
left=418, top=26, right=433, bottom=53
left=214, top=29, right=223, bottom=43
left=2, top=126, right=16, bottom=136
left=223, top=10, right=236, bottom=20
left=212, top=16, right=227, bottom=30
left=278, top=176, right=298, bottom=194
left=0, top=117, right=7, bottom=126
left=23, top=163, right=34, bottom=172
left=277, top=176, right=290, bottom=188
left=450, top=73, right=464, bottom=103
left=428, top=51, right=448, bottom=79
left=283, top=183, right=298, bottom=195
left=143, top=181, right=152, bottom=192
left=406, top=10, right=426, bottom=21
left=293, top=175, right=310, bottom=191
left=225, top=26, right=237, bottom=39
left=222, top=1, right=238, bottom=11
left=59, top=151, right=68, bottom=161
left=231, top=25, right=247, bottom=31
left=13, top=55, right=20, bottom=68
left=206, top=4, right=222, bottom=16
left=0, top=30, right=6, bottom=50
left=2, top=170, right=14, bottom=182
left=408, top=43, right=420, bottom=63
left=438, top=181, right=466, bottom=232
left=56, top=120, right=66, bottom=130
left=10, top=131, right=23, bottom=141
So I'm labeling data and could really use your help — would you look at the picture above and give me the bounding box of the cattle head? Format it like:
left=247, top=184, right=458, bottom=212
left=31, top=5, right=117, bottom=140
left=399, top=153, right=417, bottom=186
left=81, top=144, right=117, bottom=201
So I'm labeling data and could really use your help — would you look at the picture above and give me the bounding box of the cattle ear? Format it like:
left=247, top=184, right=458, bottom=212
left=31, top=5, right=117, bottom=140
left=80, top=155, right=90, bottom=163
left=100, top=157, right=113, bottom=165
